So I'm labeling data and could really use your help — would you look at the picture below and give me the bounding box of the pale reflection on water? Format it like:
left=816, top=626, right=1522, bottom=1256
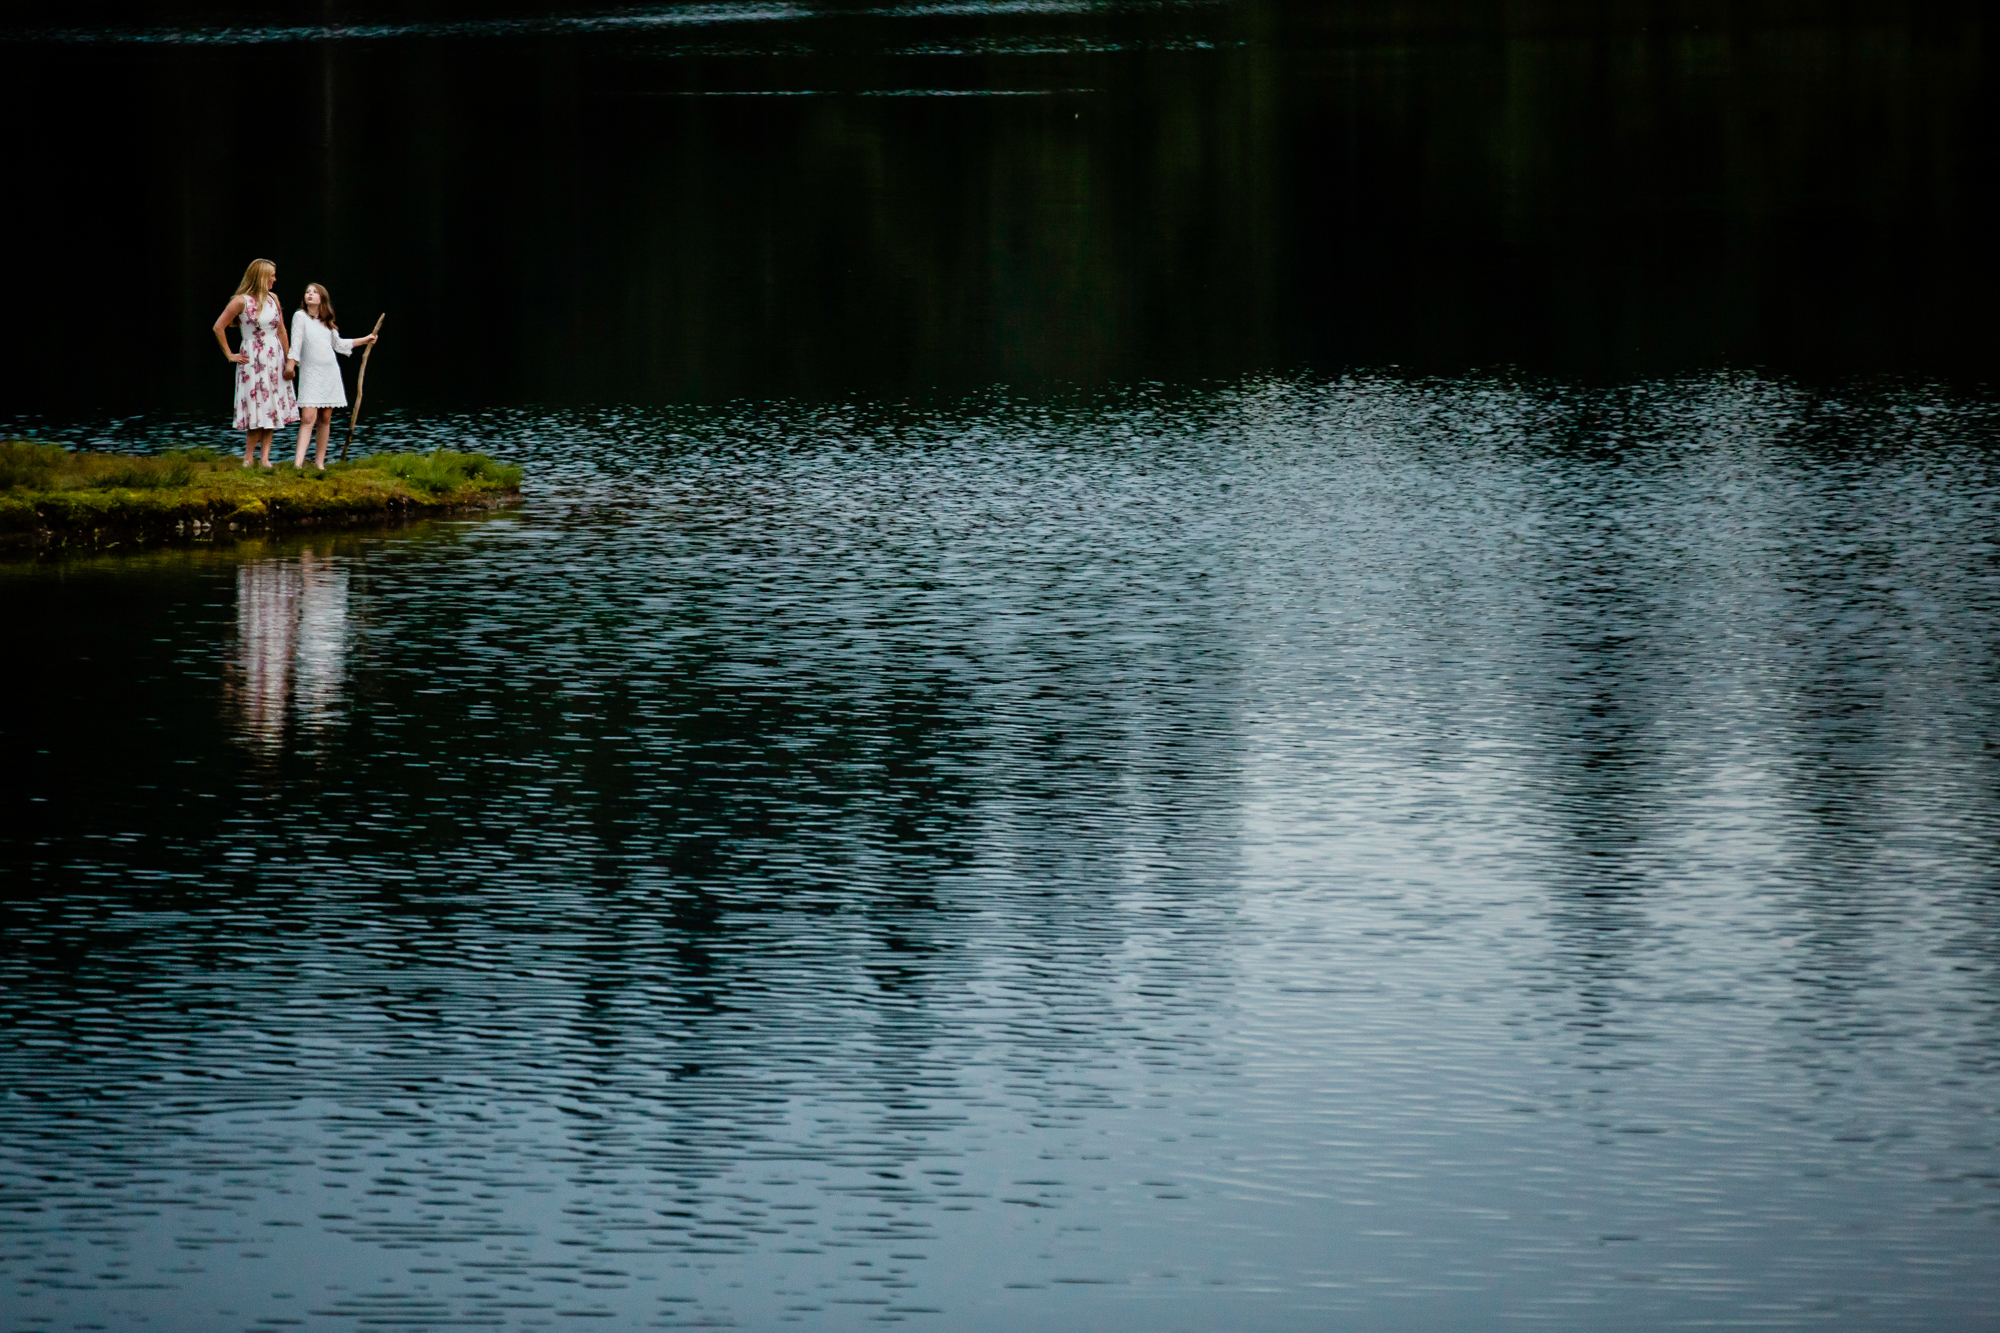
left=227, top=551, right=350, bottom=751
left=3, top=377, right=1999, bottom=1332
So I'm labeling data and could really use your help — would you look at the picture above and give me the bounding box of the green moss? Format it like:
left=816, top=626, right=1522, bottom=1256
left=352, top=449, right=524, bottom=495
left=0, top=441, right=522, bottom=550
left=0, top=441, right=228, bottom=492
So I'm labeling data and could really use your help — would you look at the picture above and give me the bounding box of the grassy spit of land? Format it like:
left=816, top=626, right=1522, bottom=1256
left=0, top=442, right=523, bottom=550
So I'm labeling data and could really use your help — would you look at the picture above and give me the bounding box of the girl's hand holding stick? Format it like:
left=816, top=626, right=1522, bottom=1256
left=342, top=313, right=386, bottom=462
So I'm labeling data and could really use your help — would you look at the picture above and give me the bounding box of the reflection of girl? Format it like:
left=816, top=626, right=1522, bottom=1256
left=286, top=283, right=377, bottom=472
left=211, top=258, right=298, bottom=469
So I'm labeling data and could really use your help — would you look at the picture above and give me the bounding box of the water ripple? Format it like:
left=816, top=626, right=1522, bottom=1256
left=3, top=373, right=1998, bottom=1331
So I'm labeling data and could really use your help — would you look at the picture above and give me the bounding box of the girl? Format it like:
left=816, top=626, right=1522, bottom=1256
left=286, top=283, right=378, bottom=471
left=211, top=258, right=299, bottom=468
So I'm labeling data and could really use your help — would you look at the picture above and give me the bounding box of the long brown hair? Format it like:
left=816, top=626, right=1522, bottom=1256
left=303, top=283, right=338, bottom=330
left=232, top=258, right=276, bottom=311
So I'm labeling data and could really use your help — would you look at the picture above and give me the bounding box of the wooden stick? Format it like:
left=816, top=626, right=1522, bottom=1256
left=341, top=313, right=387, bottom=462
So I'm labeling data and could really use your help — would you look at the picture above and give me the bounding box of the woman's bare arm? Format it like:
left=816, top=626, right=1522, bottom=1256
left=212, top=295, right=247, bottom=363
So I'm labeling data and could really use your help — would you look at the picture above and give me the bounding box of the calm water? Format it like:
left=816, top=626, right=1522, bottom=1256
left=5, top=378, right=2000, bottom=1331
left=6, top=1, right=2000, bottom=1330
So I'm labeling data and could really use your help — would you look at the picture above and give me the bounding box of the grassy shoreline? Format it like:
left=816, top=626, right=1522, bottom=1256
left=0, top=442, right=523, bottom=551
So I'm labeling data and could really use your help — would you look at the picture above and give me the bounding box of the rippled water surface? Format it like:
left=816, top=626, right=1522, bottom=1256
left=5, top=376, right=2000, bottom=1331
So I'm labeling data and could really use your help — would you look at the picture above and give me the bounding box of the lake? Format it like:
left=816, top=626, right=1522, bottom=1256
left=3, top=4, right=1999, bottom=1332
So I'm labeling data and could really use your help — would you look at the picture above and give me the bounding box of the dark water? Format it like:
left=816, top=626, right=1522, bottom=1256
left=6, top=2, right=2000, bottom=1331
left=6, top=379, right=2000, bottom=1331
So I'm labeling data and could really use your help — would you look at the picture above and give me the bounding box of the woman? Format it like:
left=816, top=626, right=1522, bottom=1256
left=211, top=258, right=298, bottom=468
left=286, top=283, right=377, bottom=471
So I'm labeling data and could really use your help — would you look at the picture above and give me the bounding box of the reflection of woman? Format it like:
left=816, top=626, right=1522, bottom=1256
left=211, top=258, right=298, bottom=469
left=233, top=558, right=298, bottom=753
left=287, top=283, right=378, bottom=472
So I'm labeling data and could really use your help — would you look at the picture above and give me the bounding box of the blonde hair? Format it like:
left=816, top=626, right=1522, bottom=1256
left=303, top=282, right=337, bottom=330
left=232, top=258, right=276, bottom=311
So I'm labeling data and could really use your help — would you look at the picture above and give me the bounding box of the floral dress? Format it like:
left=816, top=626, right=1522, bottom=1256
left=232, top=295, right=300, bottom=431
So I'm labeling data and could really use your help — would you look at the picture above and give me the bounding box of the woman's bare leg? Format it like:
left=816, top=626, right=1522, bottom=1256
left=295, top=407, right=318, bottom=468
left=314, top=413, right=332, bottom=470
left=243, top=430, right=257, bottom=468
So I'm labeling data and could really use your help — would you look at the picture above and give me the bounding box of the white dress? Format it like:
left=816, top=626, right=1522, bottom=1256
left=289, top=311, right=356, bottom=409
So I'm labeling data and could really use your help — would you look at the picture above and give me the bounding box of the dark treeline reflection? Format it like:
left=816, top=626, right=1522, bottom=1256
left=1, top=0, right=1993, bottom=412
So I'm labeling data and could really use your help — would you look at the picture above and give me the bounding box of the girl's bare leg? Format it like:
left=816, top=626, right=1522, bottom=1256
left=314, top=413, right=332, bottom=470
left=295, top=407, right=318, bottom=468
